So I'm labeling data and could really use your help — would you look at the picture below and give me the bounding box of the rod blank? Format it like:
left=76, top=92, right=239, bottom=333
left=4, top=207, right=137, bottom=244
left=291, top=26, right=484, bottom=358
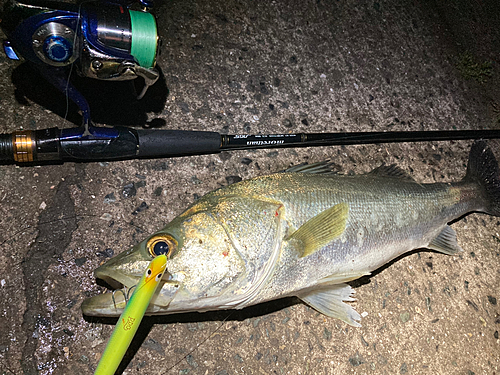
left=1, top=127, right=499, bottom=164
left=221, top=130, right=500, bottom=150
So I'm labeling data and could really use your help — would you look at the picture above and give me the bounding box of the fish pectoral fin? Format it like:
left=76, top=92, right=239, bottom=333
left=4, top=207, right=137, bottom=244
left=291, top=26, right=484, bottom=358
left=427, top=225, right=463, bottom=255
left=288, top=202, right=349, bottom=258
left=299, top=284, right=361, bottom=327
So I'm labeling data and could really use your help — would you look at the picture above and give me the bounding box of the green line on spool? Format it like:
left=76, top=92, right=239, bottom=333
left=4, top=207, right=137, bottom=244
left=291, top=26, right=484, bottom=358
left=129, top=10, right=157, bottom=68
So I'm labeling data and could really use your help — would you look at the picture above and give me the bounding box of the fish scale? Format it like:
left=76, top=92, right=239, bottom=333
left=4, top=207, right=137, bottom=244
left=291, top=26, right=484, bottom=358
left=82, top=141, right=500, bottom=327
left=254, top=180, right=450, bottom=290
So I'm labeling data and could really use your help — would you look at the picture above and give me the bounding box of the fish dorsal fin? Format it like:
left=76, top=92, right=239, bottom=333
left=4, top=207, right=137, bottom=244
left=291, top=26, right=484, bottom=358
left=367, top=164, right=415, bottom=181
left=284, top=160, right=339, bottom=175
left=427, top=225, right=463, bottom=255
left=288, top=202, right=349, bottom=258
left=298, top=284, right=361, bottom=327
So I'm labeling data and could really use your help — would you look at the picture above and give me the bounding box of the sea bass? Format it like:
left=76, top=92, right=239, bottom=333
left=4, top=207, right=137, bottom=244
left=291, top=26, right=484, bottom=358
left=82, top=141, right=500, bottom=326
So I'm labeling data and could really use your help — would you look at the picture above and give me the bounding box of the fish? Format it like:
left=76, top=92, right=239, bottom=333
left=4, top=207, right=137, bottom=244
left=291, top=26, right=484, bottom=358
left=94, top=254, right=167, bottom=375
left=81, top=141, right=500, bottom=327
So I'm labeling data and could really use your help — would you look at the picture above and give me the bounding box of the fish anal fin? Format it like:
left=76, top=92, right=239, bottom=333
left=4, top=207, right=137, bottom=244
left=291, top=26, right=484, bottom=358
left=318, top=270, right=371, bottom=285
left=428, top=225, right=463, bottom=255
left=288, top=202, right=349, bottom=258
left=299, top=284, right=361, bottom=327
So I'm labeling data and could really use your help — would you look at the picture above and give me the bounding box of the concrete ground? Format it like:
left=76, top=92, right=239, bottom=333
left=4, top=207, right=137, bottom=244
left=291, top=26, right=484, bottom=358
left=0, top=0, right=499, bottom=374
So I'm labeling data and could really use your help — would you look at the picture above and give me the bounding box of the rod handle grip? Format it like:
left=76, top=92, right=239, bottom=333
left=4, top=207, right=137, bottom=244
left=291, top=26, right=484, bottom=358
left=136, top=129, right=221, bottom=157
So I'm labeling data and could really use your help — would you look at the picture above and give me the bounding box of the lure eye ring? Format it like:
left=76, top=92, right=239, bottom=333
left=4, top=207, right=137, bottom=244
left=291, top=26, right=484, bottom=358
left=146, top=234, right=177, bottom=258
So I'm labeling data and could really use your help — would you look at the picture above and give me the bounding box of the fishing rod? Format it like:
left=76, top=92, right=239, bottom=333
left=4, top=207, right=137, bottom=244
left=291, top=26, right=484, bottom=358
left=1, top=0, right=499, bottom=164
left=1, top=127, right=499, bottom=163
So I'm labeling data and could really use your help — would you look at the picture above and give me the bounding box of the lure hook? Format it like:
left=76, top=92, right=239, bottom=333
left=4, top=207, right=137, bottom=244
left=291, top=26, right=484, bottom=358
left=111, top=289, right=127, bottom=309
left=126, top=284, right=137, bottom=301
left=111, top=284, right=137, bottom=308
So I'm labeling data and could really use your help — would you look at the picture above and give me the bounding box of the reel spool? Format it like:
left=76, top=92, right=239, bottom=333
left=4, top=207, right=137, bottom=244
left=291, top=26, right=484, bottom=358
left=1, top=0, right=160, bottom=126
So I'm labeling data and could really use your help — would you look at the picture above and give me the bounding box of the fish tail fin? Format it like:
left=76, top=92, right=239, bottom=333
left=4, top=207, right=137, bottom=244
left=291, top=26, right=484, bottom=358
left=464, top=140, right=500, bottom=216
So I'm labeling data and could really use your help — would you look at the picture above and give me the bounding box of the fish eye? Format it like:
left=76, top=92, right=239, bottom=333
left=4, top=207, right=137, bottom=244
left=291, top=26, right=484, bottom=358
left=147, top=269, right=152, bottom=276
left=155, top=273, right=162, bottom=281
left=154, top=241, right=169, bottom=255
left=146, top=234, right=177, bottom=258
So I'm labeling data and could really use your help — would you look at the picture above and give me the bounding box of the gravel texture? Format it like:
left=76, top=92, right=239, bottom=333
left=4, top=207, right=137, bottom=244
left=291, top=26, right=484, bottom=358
left=0, top=0, right=499, bottom=374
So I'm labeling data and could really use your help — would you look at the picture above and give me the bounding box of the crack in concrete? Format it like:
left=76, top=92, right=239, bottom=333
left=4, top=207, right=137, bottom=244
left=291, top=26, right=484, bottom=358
left=20, top=181, right=77, bottom=374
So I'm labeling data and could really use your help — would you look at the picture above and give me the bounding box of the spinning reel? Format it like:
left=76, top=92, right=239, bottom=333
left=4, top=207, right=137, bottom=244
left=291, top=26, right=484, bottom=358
left=1, top=0, right=500, bottom=164
left=0, top=0, right=165, bottom=162
left=1, top=0, right=160, bottom=129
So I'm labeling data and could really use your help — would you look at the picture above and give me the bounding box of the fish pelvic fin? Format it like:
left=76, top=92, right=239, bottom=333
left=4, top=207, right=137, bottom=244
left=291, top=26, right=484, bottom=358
left=299, top=284, right=361, bottom=327
left=464, top=140, right=500, bottom=216
left=288, top=202, right=349, bottom=258
left=428, top=225, right=463, bottom=255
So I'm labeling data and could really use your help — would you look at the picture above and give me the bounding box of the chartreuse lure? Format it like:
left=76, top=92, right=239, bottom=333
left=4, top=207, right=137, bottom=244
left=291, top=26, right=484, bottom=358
left=94, top=254, right=167, bottom=375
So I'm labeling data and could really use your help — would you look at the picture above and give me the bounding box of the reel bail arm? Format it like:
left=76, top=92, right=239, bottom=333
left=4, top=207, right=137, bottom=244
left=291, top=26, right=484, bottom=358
left=1, top=0, right=160, bottom=131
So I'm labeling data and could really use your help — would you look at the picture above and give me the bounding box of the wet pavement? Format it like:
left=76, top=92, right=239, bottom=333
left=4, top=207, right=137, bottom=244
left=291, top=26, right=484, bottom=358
left=0, top=0, right=499, bottom=374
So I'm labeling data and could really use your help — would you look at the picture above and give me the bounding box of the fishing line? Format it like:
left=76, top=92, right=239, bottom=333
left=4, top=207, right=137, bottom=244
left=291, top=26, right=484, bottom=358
left=62, top=60, right=73, bottom=125
left=129, top=10, right=157, bottom=69
left=2, top=206, right=234, bottom=373
left=61, top=1, right=84, bottom=127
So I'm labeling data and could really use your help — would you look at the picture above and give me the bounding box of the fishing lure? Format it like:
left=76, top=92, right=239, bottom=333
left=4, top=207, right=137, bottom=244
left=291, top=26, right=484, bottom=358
left=94, top=254, right=167, bottom=375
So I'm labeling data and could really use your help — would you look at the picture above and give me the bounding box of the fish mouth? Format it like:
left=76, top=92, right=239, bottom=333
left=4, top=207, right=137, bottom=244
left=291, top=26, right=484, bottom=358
left=81, top=267, right=177, bottom=317
left=94, top=266, right=142, bottom=292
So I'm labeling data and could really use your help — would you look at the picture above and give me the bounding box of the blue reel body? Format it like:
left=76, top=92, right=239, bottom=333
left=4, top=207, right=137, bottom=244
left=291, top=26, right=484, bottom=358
left=2, top=0, right=79, bottom=66
left=1, top=0, right=160, bottom=129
